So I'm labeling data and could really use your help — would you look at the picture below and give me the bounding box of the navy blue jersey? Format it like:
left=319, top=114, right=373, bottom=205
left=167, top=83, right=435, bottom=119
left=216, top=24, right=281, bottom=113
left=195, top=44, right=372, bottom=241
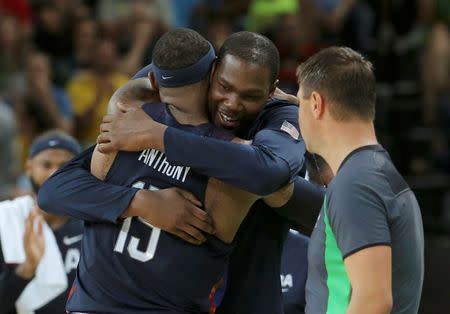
left=281, top=230, right=309, bottom=314
left=38, top=97, right=314, bottom=314
left=67, top=103, right=234, bottom=314
left=0, top=218, right=82, bottom=314
left=217, top=99, right=306, bottom=314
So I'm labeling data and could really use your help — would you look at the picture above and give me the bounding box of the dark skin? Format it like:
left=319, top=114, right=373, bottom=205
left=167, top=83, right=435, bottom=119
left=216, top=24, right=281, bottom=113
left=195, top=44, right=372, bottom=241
left=95, top=55, right=300, bottom=244
left=92, top=65, right=290, bottom=244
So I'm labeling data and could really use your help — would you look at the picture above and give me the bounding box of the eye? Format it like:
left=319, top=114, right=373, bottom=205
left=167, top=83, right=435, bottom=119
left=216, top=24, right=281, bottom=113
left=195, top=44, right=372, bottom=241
left=242, top=94, right=260, bottom=101
left=42, top=161, right=52, bottom=169
left=219, top=82, right=230, bottom=92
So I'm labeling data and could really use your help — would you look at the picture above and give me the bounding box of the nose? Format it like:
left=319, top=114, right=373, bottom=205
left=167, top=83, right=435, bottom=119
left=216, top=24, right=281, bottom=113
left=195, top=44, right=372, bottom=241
left=222, top=94, right=242, bottom=113
left=47, top=166, right=60, bottom=179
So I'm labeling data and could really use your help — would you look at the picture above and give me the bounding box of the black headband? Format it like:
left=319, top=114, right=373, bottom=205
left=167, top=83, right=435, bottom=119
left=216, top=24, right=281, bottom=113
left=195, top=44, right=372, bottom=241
left=150, top=43, right=216, bottom=88
left=29, top=135, right=82, bottom=158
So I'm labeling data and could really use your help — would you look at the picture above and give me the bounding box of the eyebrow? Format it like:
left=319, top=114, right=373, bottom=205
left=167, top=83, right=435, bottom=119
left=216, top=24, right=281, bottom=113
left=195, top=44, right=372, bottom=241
left=219, top=76, right=265, bottom=95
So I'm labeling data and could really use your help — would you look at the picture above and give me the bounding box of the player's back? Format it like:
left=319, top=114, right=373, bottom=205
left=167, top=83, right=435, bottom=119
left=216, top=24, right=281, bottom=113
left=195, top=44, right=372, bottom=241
left=67, top=103, right=257, bottom=314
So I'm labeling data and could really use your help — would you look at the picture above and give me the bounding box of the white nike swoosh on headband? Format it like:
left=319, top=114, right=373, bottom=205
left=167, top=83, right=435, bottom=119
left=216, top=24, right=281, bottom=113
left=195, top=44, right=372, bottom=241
left=162, top=75, right=174, bottom=80
left=63, top=234, right=83, bottom=246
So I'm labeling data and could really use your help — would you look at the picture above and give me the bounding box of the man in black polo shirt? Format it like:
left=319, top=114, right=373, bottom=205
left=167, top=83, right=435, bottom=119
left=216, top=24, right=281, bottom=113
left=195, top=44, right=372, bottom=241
left=296, top=47, right=424, bottom=314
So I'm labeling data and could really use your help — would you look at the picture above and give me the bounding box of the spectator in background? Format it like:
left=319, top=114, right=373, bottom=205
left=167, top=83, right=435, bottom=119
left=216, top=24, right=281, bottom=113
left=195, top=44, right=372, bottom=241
left=0, top=15, right=27, bottom=99
left=118, top=14, right=161, bottom=76
left=313, top=0, right=375, bottom=53
left=0, top=130, right=83, bottom=314
left=53, top=18, right=98, bottom=86
left=96, top=0, right=172, bottom=38
left=0, top=100, right=20, bottom=201
left=0, top=0, right=32, bottom=41
left=206, top=16, right=233, bottom=51
left=67, top=38, right=129, bottom=146
left=32, top=2, right=72, bottom=60
left=170, top=0, right=201, bottom=28
left=14, top=51, right=74, bottom=163
left=247, top=0, right=298, bottom=33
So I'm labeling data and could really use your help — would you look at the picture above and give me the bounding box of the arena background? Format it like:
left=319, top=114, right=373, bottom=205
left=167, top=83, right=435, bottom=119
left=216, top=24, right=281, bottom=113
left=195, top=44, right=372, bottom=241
left=0, top=0, right=449, bottom=312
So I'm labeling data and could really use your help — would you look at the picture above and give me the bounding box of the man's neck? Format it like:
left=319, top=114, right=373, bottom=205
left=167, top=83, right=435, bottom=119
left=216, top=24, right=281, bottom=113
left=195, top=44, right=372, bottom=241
left=320, top=121, right=378, bottom=176
left=160, top=88, right=208, bottom=125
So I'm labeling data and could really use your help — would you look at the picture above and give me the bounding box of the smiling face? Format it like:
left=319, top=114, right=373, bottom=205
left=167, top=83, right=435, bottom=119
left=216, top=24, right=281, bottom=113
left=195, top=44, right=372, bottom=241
left=208, top=54, right=275, bottom=131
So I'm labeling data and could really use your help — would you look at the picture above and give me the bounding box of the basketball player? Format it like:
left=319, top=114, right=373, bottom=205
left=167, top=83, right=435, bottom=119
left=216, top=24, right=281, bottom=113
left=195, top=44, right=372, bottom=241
left=0, top=130, right=82, bottom=314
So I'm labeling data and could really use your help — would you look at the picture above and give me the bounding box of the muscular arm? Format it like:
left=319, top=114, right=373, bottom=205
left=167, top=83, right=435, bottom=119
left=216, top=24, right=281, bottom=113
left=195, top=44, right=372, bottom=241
left=264, top=176, right=325, bottom=234
left=99, top=102, right=304, bottom=196
left=100, top=68, right=305, bottom=195
left=345, top=246, right=393, bottom=314
left=329, top=178, right=393, bottom=314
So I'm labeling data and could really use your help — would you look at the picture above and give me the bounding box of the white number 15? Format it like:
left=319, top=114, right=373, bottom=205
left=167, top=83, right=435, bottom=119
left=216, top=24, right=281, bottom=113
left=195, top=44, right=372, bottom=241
left=113, top=181, right=161, bottom=262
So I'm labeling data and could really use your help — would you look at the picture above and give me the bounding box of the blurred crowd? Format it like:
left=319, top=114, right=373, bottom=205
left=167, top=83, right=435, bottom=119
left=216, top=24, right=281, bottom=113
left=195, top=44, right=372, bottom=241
left=0, top=0, right=449, bottom=223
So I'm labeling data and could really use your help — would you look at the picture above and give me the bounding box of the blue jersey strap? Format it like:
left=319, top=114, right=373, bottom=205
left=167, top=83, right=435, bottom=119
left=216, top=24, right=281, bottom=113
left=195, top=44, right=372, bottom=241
left=38, top=146, right=138, bottom=223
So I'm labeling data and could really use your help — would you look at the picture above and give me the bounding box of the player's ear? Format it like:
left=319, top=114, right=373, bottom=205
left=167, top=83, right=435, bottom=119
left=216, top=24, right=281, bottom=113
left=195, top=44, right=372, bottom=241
left=149, top=72, right=159, bottom=91
left=209, top=61, right=217, bottom=84
left=268, top=79, right=279, bottom=98
left=25, top=159, right=33, bottom=177
left=311, top=91, right=325, bottom=119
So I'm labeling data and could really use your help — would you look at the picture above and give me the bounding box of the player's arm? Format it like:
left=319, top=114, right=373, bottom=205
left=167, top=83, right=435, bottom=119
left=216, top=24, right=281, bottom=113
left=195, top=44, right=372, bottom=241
left=263, top=176, right=325, bottom=233
left=101, top=67, right=304, bottom=195
left=107, top=76, right=159, bottom=113
left=89, top=141, right=214, bottom=244
left=345, top=246, right=392, bottom=314
left=38, top=147, right=214, bottom=245
left=38, top=146, right=138, bottom=223
left=329, top=179, right=393, bottom=314
left=98, top=104, right=305, bottom=196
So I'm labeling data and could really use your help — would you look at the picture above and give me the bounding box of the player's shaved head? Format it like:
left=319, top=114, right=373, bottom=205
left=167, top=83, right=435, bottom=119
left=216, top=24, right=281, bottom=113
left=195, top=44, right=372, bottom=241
left=152, top=28, right=211, bottom=70
left=297, top=47, right=376, bottom=121
left=217, top=31, right=280, bottom=85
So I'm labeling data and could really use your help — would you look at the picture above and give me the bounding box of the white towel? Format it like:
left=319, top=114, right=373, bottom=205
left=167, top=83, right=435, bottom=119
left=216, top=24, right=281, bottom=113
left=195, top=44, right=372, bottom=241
left=0, top=195, right=68, bottom=314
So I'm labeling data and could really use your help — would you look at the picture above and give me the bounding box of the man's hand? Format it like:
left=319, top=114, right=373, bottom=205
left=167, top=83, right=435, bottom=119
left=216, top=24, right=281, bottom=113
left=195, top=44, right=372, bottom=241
left=129, top=188, right=215, bottom=245
left=97, top=103, right=166, bottom=153
left=16, top=207, right=45, bottom=279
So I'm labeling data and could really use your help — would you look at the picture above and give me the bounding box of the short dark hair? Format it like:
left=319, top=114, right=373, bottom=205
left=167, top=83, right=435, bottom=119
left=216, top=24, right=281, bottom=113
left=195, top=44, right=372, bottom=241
left=217, top=31, right=280, bottom=85
left=297, top=47, right=376, bottom=121
left=152, top=28, right=211, bottom=70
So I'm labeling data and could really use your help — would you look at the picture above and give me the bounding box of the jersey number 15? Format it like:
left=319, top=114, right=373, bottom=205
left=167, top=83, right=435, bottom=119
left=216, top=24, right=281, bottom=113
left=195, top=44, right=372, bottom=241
left=113, top=181, right=161, bottom=262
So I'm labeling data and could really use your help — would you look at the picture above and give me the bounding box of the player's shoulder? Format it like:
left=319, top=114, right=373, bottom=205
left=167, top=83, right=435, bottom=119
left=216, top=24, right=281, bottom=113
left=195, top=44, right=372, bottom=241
left=262, top=98, right=298, bottom=115
left=330, top=144, right=409, bottom=205
left=250, top=98, right=298, bottom=131
left=333, top=145, right=386, bottom=183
